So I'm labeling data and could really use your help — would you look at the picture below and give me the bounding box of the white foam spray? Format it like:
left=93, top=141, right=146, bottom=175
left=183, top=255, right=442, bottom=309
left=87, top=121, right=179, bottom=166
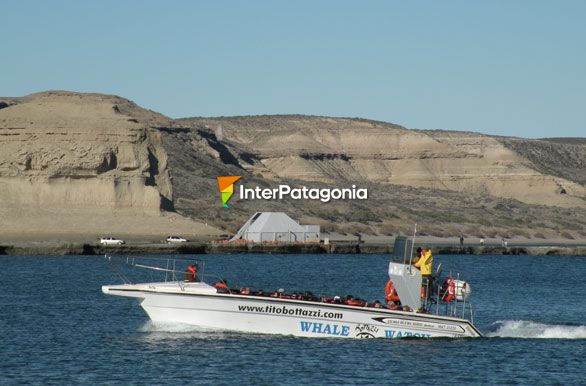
left=138, top=321, right=250, bottom=341
left=487, top=320, right=586, bottom=339
left=140, top=321, right=216, bottom=333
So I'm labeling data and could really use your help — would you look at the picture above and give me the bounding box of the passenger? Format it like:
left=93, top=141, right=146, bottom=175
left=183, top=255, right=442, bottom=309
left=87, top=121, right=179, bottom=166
left=213, top=279, right=230, bottom=294
left=184, top=263, right=198, bottom=282
left=270, top=289, right=285, bottom=298
left=384, top=279, right=401, bottom=306
left=333, top=295, right=342, bottom=304
left=345, top=295, right=366, bottom=307
left=413, top=247, right=434, bottom=300
left=303, top=291, right=314, bottom=301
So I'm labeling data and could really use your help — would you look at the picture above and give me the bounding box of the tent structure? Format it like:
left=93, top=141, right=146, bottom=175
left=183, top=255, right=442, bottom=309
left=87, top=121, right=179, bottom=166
left=231, top=212, right=320, bottom=243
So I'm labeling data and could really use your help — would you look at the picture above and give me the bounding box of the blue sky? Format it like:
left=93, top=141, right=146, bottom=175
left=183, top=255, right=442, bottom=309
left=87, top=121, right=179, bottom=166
left=1, top=1, right=584, bottom=138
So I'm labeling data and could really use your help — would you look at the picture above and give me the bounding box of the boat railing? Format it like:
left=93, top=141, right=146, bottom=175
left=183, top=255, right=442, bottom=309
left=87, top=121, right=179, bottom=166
left=391, top=235, right=476, bottom=323
left=420, top=274, right=474, bottom=323
left=104, top=255, right=230, bottom=292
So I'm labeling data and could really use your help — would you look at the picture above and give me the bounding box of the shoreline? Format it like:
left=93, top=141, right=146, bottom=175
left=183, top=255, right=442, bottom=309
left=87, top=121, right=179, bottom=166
left=1, top=241, right=585, bottom=256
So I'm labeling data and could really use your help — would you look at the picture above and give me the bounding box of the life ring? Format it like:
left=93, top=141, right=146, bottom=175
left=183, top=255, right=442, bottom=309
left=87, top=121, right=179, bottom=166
left=441, top=278, right=456, bottom=302
left=385, top=280, right=400, bottom=303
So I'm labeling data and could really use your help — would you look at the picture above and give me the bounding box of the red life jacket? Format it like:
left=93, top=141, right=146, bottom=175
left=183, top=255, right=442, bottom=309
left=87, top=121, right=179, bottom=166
left=186, top=265, right=197, bottom=281
left=385, top=280, right=400, bottom=302
left=442, top=278, right=456, bottom=302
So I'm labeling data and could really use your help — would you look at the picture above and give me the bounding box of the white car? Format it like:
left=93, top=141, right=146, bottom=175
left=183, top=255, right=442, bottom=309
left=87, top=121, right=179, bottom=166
left=166, top=236, right=188, bottom=243
left=100, top=237, right=125, bottom=245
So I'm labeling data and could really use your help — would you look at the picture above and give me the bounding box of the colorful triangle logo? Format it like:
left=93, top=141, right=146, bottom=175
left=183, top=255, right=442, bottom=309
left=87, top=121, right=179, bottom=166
left=217, top=176, right=241, bottom=208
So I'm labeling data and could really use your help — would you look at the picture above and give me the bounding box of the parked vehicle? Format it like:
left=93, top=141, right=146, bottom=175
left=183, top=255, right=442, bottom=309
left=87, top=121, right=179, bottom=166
left=166, top=236, right=188, bottom=243
left=100, top=237, right=125, bottom=245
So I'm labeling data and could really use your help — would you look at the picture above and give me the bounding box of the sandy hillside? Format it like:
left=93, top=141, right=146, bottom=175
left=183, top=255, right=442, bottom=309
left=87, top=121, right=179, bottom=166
left=0, top=91, right=222, bottom=242
left=1, top=91, right=585, bottom=241
left=182, top=116, right=586, bottom=208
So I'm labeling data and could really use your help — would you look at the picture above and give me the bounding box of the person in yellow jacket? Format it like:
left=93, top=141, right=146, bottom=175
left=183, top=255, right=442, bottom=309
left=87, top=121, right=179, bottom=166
left=413, top=247, right=433, bottom=300
left=413, top=247, right=433, bottom=275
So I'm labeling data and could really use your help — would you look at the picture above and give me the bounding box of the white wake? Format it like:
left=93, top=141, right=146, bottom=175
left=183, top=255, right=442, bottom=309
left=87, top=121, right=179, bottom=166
left=137, top=321, right=251, bottom=341
left=487, top=320, right=586, bottom=339
left=139, top=321, right=215, bottom=333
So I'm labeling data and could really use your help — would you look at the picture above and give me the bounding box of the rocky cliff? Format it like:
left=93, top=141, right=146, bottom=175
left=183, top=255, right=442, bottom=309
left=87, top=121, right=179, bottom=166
left=181, top=116, right=586, bottom=209
left=0, top=91, right=220, bottom=241
left=176, top=115, right=586, bottom=238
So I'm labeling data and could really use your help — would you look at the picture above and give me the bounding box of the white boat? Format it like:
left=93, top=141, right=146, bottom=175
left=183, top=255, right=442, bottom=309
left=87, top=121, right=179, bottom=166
left=102, top=237, right=482, bottom=339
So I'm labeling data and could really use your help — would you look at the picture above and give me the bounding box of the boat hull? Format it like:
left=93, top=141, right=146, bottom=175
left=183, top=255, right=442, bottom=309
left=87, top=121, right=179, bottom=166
left=104, top=286, right=482, bottom=339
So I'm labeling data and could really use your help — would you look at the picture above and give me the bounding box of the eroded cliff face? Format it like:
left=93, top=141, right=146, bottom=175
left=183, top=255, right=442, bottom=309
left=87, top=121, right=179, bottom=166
left=0, top=91, right=173, bottom=211
left=181, top=116, right=586, bottom=208
left=0, top=91, right=219, bottom=240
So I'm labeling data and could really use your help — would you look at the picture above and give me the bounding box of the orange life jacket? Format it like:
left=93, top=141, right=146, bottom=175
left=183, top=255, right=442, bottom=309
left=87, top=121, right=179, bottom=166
left=442, top=278, right=455, bottom=302
left=186, top=265, right=197, bottom=281
left=385, top=280, right=400, bottom=302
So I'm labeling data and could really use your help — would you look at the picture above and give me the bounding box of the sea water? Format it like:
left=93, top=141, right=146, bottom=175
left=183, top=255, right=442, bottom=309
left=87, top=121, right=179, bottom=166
left=0, top=254, right=584, bottom=385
